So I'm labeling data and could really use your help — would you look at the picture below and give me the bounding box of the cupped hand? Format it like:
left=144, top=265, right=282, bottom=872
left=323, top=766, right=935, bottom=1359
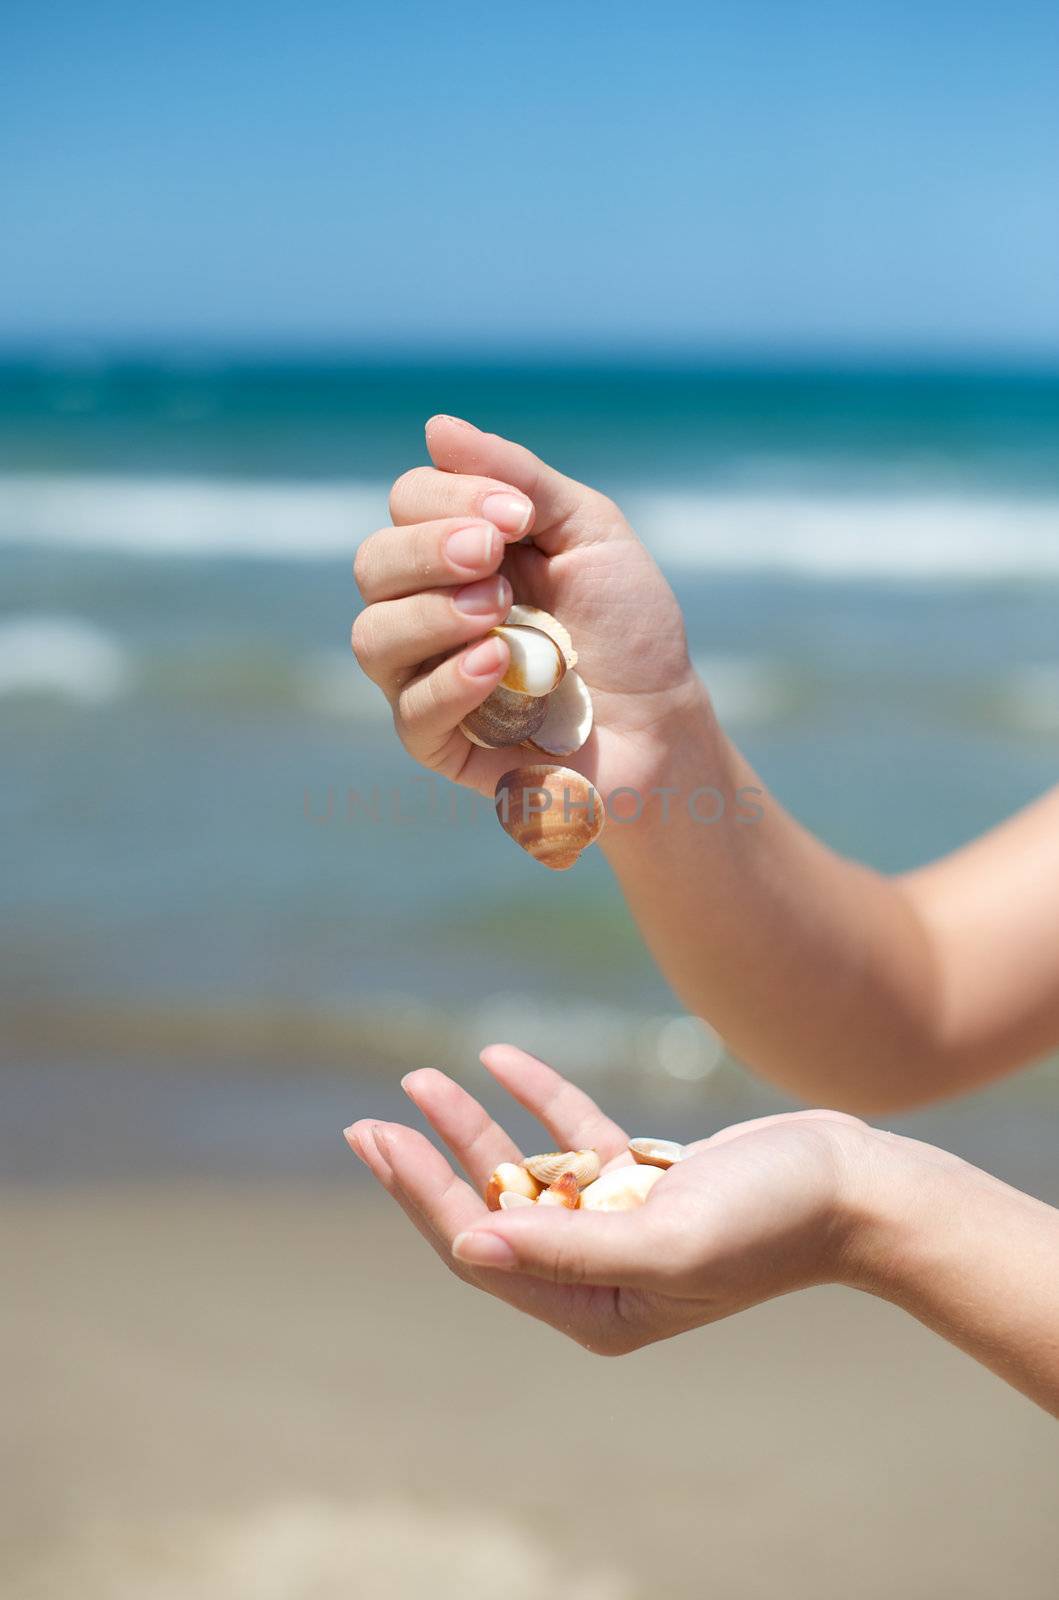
left=345, top=1044, right=879, bottom=1356
left=351, top=416, right=701, bottom=798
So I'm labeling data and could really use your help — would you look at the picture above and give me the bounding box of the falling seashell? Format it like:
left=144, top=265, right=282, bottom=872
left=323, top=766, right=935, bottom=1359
left=528, top=669, right=594, bottom=758
left=485, top=1161, right=543, bottom=1210
left=498, top=1189, right=536, bottom=1210
left=536, top=1171, right=581, bottom=1208
left=461, top=684, right=549, bottom=750
left=459, top=625, right=566, bottom=749
left=495, top=766, right=605, bottom=871
left=580, top=1165, right=666, bottom=1212
left=506, top=605, right=578, bottom=670
left=521, top=1149, right=601, bottom=1188
left=628, top=1137, right=685, bottom=1170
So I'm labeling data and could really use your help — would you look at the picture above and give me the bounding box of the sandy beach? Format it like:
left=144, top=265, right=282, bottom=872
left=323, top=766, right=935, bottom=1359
left=6, top=1179, right=1058, bottom=1599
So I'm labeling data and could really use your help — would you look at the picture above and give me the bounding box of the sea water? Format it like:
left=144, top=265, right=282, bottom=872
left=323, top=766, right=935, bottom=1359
left=2, top=357, right=1057, bottom=1179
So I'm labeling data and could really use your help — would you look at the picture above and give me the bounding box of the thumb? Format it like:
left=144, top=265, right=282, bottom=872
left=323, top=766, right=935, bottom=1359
left=425, top=415, right=598, bottom=548
left=451, top=1205, right=675, bottom=1289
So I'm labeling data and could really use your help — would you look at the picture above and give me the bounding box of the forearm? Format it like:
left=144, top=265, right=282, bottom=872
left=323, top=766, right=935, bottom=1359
left=848, top=1135, right=1059, bottom=1416
left=601, top=689, right=945, bottom=1112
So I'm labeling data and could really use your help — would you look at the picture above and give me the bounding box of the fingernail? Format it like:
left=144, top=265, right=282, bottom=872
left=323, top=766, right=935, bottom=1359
left=462, top=636, right=506, bottom=679
left=452, top=1230, right=518, bottom=1268
left=446, top=522, right=497, bottom=574
left=481, top=492, right=532, bottom=537
left=343, top=1124, right=364, bottom=1157
left=399, top=1073, right=418, bottom=1099
left=453, top=575, right=511, bottom=616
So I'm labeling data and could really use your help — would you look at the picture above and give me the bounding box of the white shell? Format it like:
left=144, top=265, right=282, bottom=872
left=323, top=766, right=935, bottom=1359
left=628, top=1138, right=685, bottom=1170
left=485, top=1161, right=542, bottom=1209
left=498, top=1190, right=536, bottom=1209
left=521, top=1149, right=600, bottom=1188
left=492, top=624, right=565, bottom=697
left=580, top=1165, right=666, bottom=1211
left=506, top=605, right=577, bottom=669
left=529, top=669, right=594, bottom=757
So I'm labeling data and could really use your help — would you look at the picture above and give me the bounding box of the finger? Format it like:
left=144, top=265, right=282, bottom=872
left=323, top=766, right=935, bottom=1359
left=351, top=575, right=512, bottom=691
left=394, top=634, right=510, bottom=760
left=425, top=415, right=584, bottom=535
left=354, top=518, right=504, bottom=604
left=478, top=1043, right=628, bottom=1162
left=400, top=1068, right=521, bottom=1192
left=389, top=466, right=535, bottom=541
left=451, top=1203, right=674, bottom=1290
left=353, top=1121, right=598, bottom=1330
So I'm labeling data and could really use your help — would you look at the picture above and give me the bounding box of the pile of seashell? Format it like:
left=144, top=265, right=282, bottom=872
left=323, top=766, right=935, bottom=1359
left=484, top=1137, right=686, bottom=1212
left=459, top=605, right=603, bottom=872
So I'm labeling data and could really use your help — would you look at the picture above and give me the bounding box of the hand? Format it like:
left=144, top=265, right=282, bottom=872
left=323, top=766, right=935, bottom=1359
left=351, top=415, right=702, bottom=797
left=345, top=1044, right=880, bottom=1356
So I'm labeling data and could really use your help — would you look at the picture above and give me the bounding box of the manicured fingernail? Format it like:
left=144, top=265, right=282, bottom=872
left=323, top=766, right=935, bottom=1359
left=462, top=636, right=506, bottom=678
left=481, top=492, right=532, bottom=537
left=452, top=1230, right=518, bottom=1268
left=453, top=575, right=511, bottom=616
left=446, top=522, right=497, bottom=573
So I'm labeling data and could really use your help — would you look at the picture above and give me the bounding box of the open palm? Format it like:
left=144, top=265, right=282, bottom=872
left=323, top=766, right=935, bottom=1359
left=346, top=1044, right=872, bottom=1355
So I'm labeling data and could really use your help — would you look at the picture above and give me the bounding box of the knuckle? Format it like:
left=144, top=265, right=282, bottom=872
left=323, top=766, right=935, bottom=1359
left=388, top=467, right=423, bottom=516
left=349, top=609, right=374, bottom=667
left=587, top=487, right=620, bottom=522
left=352, top=537, right=374, bottom=596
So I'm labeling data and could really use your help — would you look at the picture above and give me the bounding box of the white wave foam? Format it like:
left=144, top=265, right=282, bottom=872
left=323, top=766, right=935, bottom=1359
left=2, top=471, right=1059, bottom=580
left=625, top=488, right=1059, bottom=579
left=0, top=613, right=132, bottom=702
left=0, top=473, right=385, bottom=558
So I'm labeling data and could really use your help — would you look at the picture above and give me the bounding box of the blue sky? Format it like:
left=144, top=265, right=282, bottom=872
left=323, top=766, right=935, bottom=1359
left=4, top=0, right=1058, bottom=356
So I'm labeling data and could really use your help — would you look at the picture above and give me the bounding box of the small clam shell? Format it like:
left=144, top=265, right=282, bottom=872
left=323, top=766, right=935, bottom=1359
left=498, top=1189, right=536, bottom=1210
left=493, top=624, right=566, bottom=697
left=506, top=605, right=577, bottom=670
left=485, top=1161, right=542, bottom=1210
left=521, top=1149, right=600, bottom=1188
left=628, top=1137, right=685, bottom=1170
left=580, top=1165, right=666, bottom=1212
left=528, top=669, right=594, bottom=758
left=495, top=766, right=605, bottom=871
left=461, top=684, right=549, bottom=750
left=459, top=625, right=566, bottom=749
left=536, top=1171, right=580, bottom=1208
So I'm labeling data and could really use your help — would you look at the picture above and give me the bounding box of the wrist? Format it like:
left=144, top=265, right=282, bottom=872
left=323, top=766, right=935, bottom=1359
left=830, top=1127, right=974, bottom=1302
left=597, top=679, right=740, bottom=852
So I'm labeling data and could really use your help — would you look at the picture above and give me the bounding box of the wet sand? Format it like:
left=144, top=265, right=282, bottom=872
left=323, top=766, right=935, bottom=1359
left=6, top=1181, right=1058, bottom=1599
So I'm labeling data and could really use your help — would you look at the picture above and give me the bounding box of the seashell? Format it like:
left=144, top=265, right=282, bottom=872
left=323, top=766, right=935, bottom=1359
left=506, top=605, right=578, bottom=670
left=628, top=1137, right=685, bottom=1170
left=459, top=624, right=566, bottom=749
left=580, top=1165, right=666, bottom=1212
left=536, top=1171, right=581, bottom=1208
left=462, top=684, right=549, bottom=750
left=495, top=766, right=605, bottom=871
left=498, top=1189, right=536, bottom=1210
left=485, top=1161, right=542, bottom=1210
left=492, top=624, right=566, bottom=697
left=521, top=1149, right=601, bottom=1188
left=528, top=669, right=594, bottom=758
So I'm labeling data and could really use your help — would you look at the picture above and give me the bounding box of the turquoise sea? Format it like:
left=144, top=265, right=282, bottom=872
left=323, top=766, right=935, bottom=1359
left=3, top=357, right=1058, bottom=1190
